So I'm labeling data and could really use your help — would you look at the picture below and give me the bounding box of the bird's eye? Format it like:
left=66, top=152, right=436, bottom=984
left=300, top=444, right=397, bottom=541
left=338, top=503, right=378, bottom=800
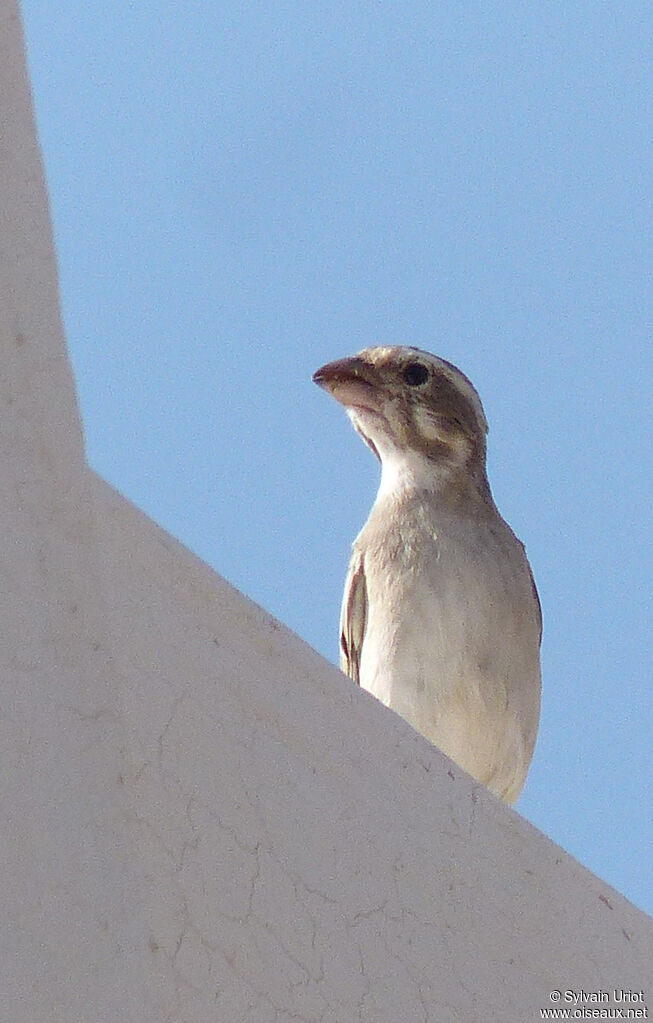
left=403, top=362, right=429, bottom=387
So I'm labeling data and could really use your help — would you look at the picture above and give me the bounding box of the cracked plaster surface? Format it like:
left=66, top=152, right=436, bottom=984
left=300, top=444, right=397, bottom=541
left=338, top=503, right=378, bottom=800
left=92, top=475, right=653, bottom=1023
left=1, top=5, right=162, bottom=1020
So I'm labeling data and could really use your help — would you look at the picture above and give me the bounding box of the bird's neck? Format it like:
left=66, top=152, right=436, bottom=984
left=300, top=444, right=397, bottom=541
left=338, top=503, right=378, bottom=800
left=376, top=448, right=494, bottom=510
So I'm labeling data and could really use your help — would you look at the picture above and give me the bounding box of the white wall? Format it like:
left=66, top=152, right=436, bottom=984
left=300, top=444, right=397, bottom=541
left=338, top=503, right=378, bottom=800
left=2, top=2, right=651, bottom=1020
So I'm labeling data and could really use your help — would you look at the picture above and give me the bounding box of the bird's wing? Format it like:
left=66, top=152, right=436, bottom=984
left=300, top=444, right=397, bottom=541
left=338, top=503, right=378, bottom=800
left=339, top=549, right=367, bottom=685
left=528, top=562, right=543, bottom=647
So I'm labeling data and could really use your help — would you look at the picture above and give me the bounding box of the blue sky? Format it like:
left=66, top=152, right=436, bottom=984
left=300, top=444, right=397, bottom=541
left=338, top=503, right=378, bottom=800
left=21, top=3, right=651, bottom=918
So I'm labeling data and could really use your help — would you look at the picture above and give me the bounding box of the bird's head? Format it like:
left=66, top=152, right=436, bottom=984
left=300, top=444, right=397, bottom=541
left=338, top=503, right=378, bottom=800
left=313, top=346, right=490, bottom=497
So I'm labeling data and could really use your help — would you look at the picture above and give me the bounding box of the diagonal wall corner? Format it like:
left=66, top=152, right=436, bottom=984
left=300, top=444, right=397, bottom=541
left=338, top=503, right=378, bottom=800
left=1, top=3, right=162, bottom=1019
left=2, top=2, right=652, bottom=1021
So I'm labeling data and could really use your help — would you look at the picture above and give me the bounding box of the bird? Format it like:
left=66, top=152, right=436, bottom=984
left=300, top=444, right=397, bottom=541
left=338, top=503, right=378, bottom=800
left=313, top=346, right=541, bottom=804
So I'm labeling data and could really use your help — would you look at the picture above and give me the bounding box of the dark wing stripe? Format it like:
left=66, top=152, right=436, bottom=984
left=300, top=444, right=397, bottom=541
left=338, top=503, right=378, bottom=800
left=527, top=562, right=543, bottom=647
left=339, top=551, right=367, bottom=685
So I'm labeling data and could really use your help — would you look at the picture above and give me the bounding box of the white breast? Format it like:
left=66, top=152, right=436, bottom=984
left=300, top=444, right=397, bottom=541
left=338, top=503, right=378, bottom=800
left=356, top=494, right=541, bottom=803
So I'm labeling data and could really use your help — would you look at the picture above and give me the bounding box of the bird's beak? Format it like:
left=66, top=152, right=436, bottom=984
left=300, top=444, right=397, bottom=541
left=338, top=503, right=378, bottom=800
left=312, top=356, right=380, bottom=412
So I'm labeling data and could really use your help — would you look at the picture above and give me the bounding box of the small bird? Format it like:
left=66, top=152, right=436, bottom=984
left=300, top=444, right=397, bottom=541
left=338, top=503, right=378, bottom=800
left=313, top=346, right=541, bottom=803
